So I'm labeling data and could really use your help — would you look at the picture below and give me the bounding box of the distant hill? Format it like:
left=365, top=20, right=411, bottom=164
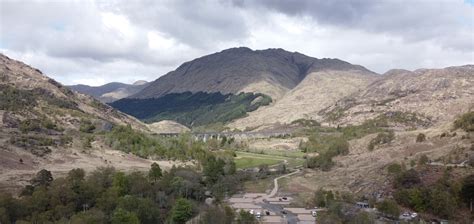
left=112, top=47, right=375, bottom=127
left=68, top=81, right=149, bottom=103
left=131, top=47, right=375, bottom=100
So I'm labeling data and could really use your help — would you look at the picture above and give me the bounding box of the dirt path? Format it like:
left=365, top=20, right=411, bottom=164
left=268, top=169, right=300, bottom=198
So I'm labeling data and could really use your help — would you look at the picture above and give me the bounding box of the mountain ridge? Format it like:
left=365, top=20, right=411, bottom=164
left=130, top=47, right=377, bottom=100
left=67, top=81, right=149, bottom=103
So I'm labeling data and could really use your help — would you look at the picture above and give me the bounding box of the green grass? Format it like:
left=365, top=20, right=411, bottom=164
left=245, top=149, right=306, bottom=158
left=235, top=157, right=281, bottom=169
left=234, top=151, right=304, bottom=169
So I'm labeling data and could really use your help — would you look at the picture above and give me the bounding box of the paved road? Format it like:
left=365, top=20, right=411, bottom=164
left=261, top=169, right=301, bottom=224
left=259, top=202, right=298, bottom=224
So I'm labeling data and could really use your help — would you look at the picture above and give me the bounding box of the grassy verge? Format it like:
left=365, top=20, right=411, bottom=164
left=234, top=151, right=304, bottom=169
left=245, top=149, right=306, bottom=158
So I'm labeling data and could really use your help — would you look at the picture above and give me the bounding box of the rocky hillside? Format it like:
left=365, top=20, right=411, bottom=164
left=68, top=80, right=149, bottom=103
left=228, top=69, right=378, bottom=130
left=320, top=65, right=474, bottom=127
left=131, top=47, right=375, bottom=100
left=0, top=53, right=150, bottom=165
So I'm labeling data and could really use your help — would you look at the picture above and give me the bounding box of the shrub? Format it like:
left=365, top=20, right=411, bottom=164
left=387, top=163, right=403, bottom=176
left=418, top=155, right=429, bottom=165
left=461, top=174, right=474, bottom=207
left=305, top=154, right=335, bottom=171
left=302, top=135, right=349, bottom=171
left=236, top=210, right=257, bottom=224
left=291, top=119, right=321, bottom=127
left=313, top=189, right=335, bottom=207
left=82, top=136, right=94, bottom=149
left=368, top=131, right=395, bottom=151
left=79, top=119, right=96, bottom=133
left=376, top=199, right=400, bottom=218
left=416, top=133, right=426, bottom=142
left=0, top=84, right=37, bottom=111
left=454, top=111, right=474, bottom=132
left=395, top=169, right=421, bottom=188
left=19, top=119, right=41, bottom=133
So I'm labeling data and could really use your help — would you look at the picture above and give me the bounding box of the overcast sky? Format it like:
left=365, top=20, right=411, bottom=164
left=1, top=0, right=473, bottom=86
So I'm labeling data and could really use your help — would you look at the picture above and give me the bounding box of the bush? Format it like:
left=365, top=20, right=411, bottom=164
left=19, top=119, right=41, bottom=133
left=461, top=174, right=474, bottom=207
left=454, top=111, right=474, bottom=132
left=387, top=163, right=403, bottom=176
left=0, top=84, right=37, bottom=111
left=291, top=119, right=321, bottom=127
left=395, top=169, right=462, bottom=218
left=302, top=135, right=349, bottom=171
left=313, top=189, right=335, bottom=207
left=416, top=133, right=426, bottom=142
left=395, top=169, right=421, bottom=188
left=376, top=199, right=400, bottom=218
left=305, top=154, right=335, bottom=171
left=418, top=155, right=429, bottom=165
left=79, top=119, right=96, bottom=133
left=236, top=210, right=257, bottom=224
left=368, top=131, right=395, bottom=151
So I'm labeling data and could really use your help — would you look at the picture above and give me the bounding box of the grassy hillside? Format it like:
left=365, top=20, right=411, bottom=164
left=110, top=91, right=272, bottom=127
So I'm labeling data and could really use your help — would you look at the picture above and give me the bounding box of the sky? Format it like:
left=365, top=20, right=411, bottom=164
left=1, top=0, right=473, bottom=86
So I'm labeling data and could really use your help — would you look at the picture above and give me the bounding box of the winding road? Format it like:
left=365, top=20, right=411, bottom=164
left=268, top=169, right=301, bottom=198
left=260, top=169, right=302, bottom=224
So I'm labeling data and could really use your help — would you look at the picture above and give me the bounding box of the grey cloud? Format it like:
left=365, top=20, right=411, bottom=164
left=239, top=0, right=474, bottom=51
left=108, top=0, right=250, bottom=49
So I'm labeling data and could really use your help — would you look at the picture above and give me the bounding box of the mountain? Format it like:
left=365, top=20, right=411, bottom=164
left=68, top=81, right=149, bottom=103
left=0, top=54, right=154, bottom=192
left=131, top=47, right=375, bottom=100
left=320, top=65, right=474, bottom=127
left=228, top=68, right=379, bottom=130
left=112, top=47, right=376, bottom=127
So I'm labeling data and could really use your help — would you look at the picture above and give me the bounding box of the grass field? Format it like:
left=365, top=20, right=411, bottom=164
left=234, top=151, right=304, bottom=169
left=245, top=149, right=306, bottom=158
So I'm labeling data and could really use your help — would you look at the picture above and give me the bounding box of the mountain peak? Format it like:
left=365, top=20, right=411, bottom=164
left=131, top=47, right=376, bottom=99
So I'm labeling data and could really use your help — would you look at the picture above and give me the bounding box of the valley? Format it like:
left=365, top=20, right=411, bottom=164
left=0, top=49, right=473, bottom=224
left=1, top=1, right=473, bottom=223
